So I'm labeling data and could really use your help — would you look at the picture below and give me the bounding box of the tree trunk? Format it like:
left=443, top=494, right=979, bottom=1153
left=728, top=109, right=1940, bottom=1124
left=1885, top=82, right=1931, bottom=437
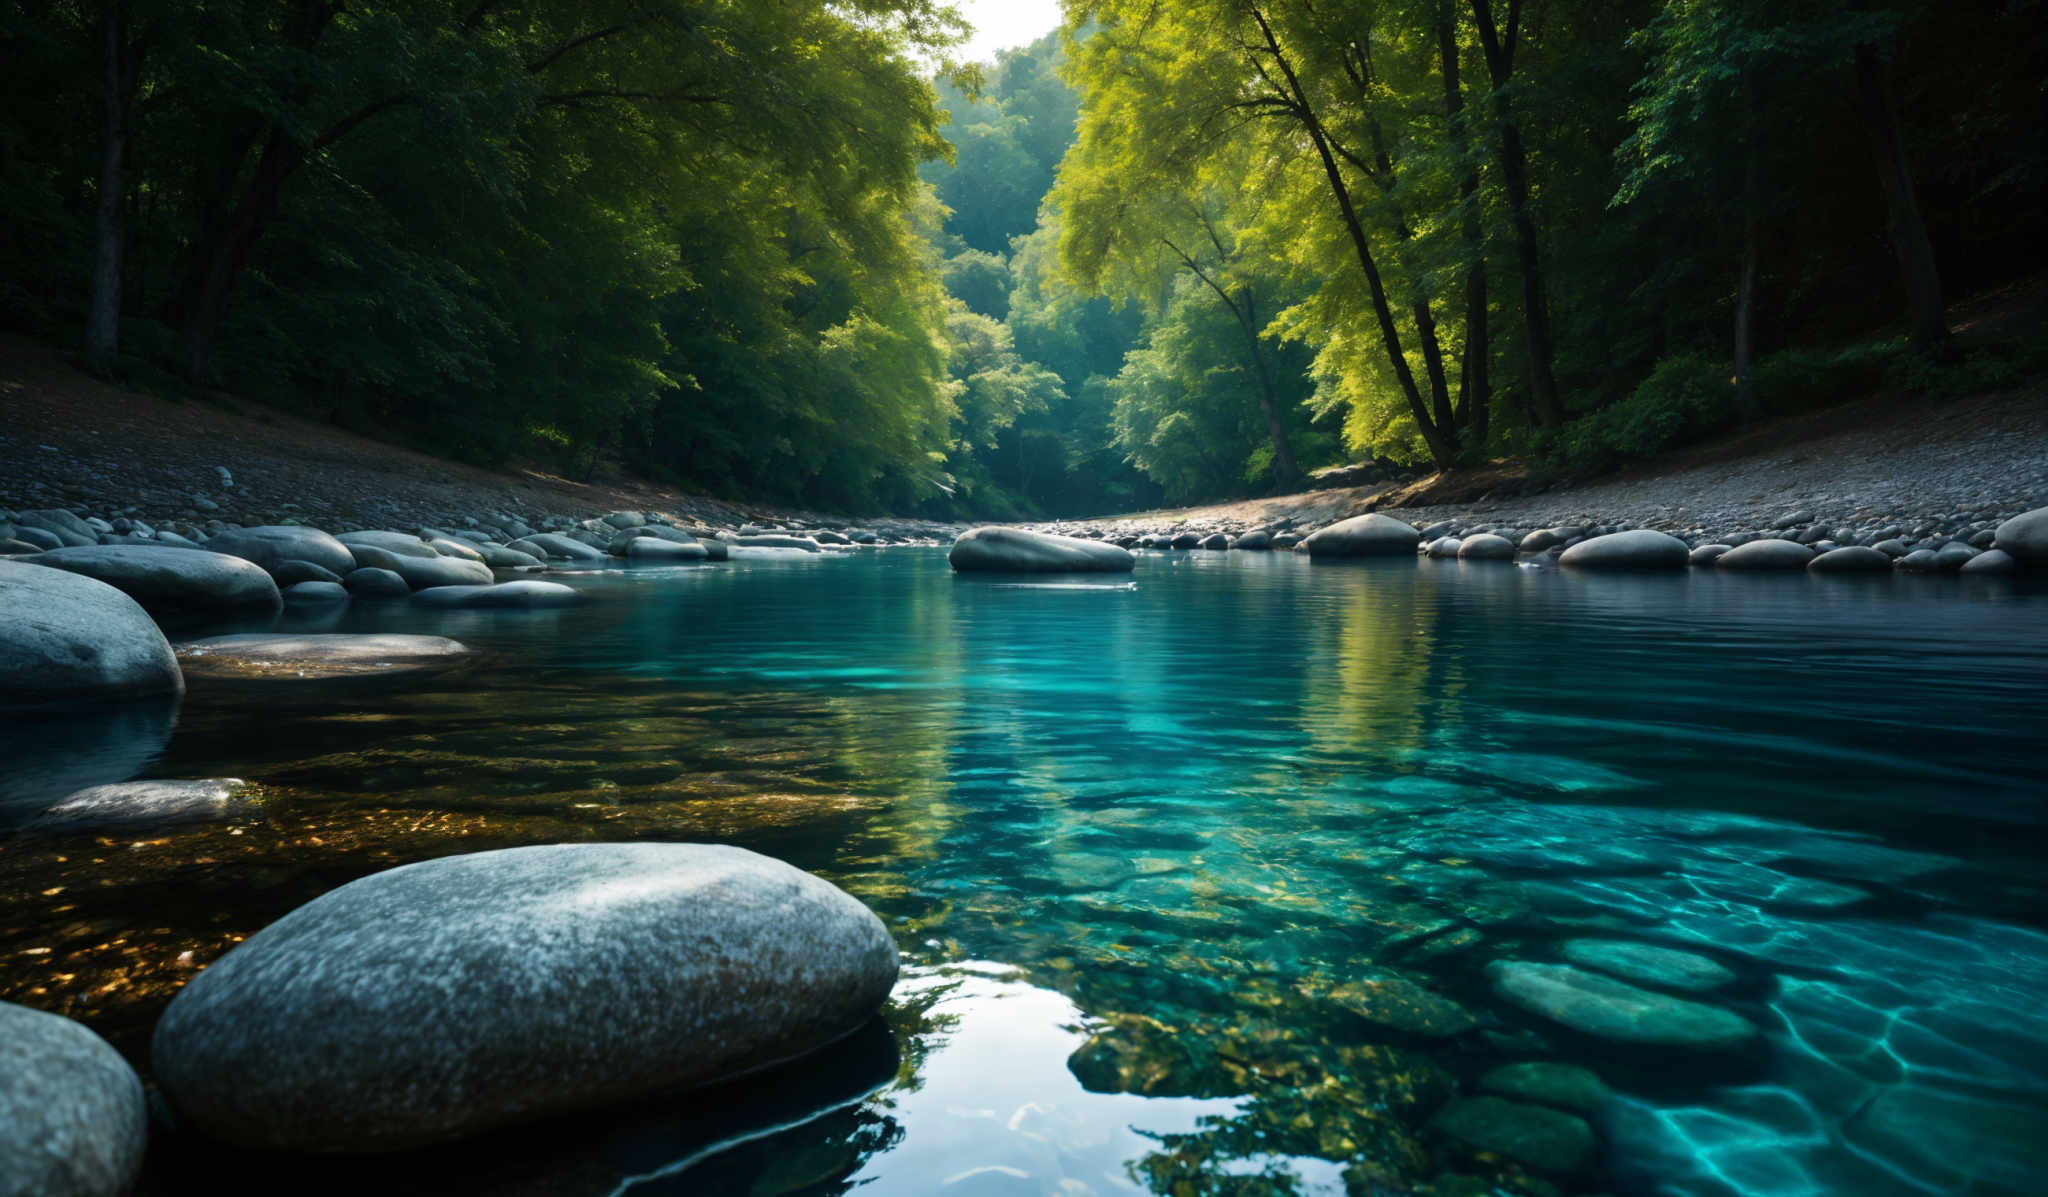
left=86, top=1, right=135, bottom=376
left=1853, top=44, right=1948, bottom=351
left=1469, top=0, right=1562, bottom=428
left=1250, top=7, right=1458, bottom=469
left=1439, top=14, right=1488, bottom=445
left=172, top=133, right=306, bottom=381
left=1734, top=143, right=1761, bottom=422
left=1240, top=289, right=1301, bottom=489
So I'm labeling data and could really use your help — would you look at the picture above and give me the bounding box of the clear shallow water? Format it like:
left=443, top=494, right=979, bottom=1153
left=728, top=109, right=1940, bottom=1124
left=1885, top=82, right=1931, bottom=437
left=4, top=549, right=2047, bottom=1196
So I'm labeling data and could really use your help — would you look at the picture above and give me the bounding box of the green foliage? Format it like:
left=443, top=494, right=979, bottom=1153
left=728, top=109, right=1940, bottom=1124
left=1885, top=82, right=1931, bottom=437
left=1544, top=354, right=1732, bottom=473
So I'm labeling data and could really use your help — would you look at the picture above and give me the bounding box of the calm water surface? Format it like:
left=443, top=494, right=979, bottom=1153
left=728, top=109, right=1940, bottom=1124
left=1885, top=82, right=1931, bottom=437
left=4, top=549, right=2046, bottom=1196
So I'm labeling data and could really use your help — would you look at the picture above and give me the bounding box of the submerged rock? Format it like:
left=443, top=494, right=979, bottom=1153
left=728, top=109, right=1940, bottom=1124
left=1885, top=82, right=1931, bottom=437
left=1479, top=1061, right=1614, bottom=1115
left=1558, top=529, right=1689, bottom=570
left=411, top=581, right=584, bottom=609
left=948, top=527, right=1135, bottom=573
left=1302, top=514, right=1420, bottom=558
left=151, top=842, right=899, bottom=1152
left=23, top=545, right=281, bottom=615
left=176, top=633, right=468, bottom=681
left=1326, top=972, right=1478, bottom=1038
left=0, top=1001, right=148, bottom=1197
left=0, top=561, right=184, bottom=705
left=1428, top=1096, right=1595, bottom=1175
left=28, top=778, right=255, bottom=833
left=1559, top=939, right=1735, bottom=993
left=1487, top=960, right=1757, bottom=1049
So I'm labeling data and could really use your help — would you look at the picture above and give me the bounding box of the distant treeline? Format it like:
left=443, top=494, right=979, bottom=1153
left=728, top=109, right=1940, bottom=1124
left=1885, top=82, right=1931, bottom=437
left=2, top=2, right=2042, bottom=516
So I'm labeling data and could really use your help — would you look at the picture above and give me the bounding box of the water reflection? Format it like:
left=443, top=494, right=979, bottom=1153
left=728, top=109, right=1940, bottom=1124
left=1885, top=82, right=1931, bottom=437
left=0, top=694, right=179, bottom=826
left=2, top=552, right=2045, bottom=1195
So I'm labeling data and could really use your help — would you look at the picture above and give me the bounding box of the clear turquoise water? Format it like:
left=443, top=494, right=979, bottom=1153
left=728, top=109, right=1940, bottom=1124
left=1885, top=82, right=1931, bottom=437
left=4, top=548, right=2046, bottom=1195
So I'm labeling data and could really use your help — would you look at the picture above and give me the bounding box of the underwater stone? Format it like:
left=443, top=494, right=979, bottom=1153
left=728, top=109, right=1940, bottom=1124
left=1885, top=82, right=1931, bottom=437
left=1559, top=939, right=1736, bottom=993
left=1428, top=1096, right=1595, bottom=1175
left=1478, top=1061, right=1614, bottom=1115
left=1326, top=972, right=1477, bottom=1038
left=1487, top=961, right=1758, bottom=1050
left=152, top=842, right=900, bottom=1152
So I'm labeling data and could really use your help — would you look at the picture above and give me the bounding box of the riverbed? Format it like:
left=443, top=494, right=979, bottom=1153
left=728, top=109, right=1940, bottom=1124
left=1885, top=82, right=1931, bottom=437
left=4, top=548, right=2045, bottom=1195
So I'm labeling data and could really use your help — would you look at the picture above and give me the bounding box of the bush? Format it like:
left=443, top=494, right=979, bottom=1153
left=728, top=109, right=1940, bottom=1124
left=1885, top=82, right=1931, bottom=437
left=1755, top=339, right=1903, bottom=412
left=1542, top=353, right=1731, bottom=474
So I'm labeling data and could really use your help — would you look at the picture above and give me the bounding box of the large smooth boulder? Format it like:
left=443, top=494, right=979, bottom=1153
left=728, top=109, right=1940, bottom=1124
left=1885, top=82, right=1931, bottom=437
left=425, top=537, right=485, bottom=563
left=342, top=567, right=411, bottom=598
left=1301, top=514, right=1420, bottom=558
left=0, top=1001, right=148, bottom=1197
left=337, top=531, right=438, bottom=560
left=1960, top=548, right=2017, bottom=575
left=948, top=527, right=1135, bottom=573
left=151, top=843, right=899, bottom=1153
left=1716, top=538, right=1815, bottom=570
left=0, top=561, right=183, bottom=704
left=411, top=581, right=584, bottom=609
left=1232, top=530, right=1272, bottom=551
left=345, top=543, right=495, bottom=589
left=1808, top=546, right=1893, bottom=573
left=736, top=534, right=822, bottom=552
left=509, top=533, right=606, bottom=562
left=1487, top=960, right=1757, bottom=1050
left=22, top=545, right=281, bottom=616
left=204, top=526, right=356, bottom=578
left=474, top=542, right=544, bottom=569
left=176, top=633, right=468, bottom=681
left=1993, top=506, right=2048, bottom=562
left=1558, top=529, right=1689, bottom=570
left=1458, top=533, right=1516, bottom=561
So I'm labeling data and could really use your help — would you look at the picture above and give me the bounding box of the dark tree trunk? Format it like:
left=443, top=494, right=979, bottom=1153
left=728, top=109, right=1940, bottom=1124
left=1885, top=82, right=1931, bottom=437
left=1240, top=290, right=1301, bottom=489
left=1854, top=44, right=1949, bottom=351
left=1469, top=0, right=1562, bottom=428
left=1734, top=143, right=1761, bottom=422
left=1249, top=7, right=1458, bottom=470
left=172, top=133, right=307, bottom=381
left=1439, top=14, right=1488, bottom=445
left=87, top=0, right=139, bottom=376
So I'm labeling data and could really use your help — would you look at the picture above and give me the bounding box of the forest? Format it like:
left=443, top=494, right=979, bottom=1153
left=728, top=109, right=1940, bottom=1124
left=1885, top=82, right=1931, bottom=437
left=2, top=0, right=2041, bottom=517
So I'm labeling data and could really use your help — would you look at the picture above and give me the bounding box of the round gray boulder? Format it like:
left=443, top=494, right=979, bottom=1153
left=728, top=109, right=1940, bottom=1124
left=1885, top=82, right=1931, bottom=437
left=1993, top=506, right=2048, bottom=562
left=151, top=842, right=900, bottom=1152
left=23, top=545, right=281, bottom=616
left=1716, top=539, right=1816, bottom=570
left=203, top=526, right=356, bottom=578
left=283, top=580, right=348, bottom=604
left=0, top=561, right=183, bottom=704
left=1558, top=529, right=1689, bottom=570
left=0, top=1001, right=148, bottom=1197
left=1808, top=546, right=1893, bottom=572
left=1231, top=530, right=1272, bottom=551
left=1960, top=548, right=2017, bottom=575
left=336, top=531, right=438, bottom=560
left=272, top=559, right=343, bottom=587
left=1458, top=533, right=1516, bottom=561
left=343, top=567, right=411, bottom=598
left=949, top=527, right=1135, bottom=573
left=1689, top=544, right=1732, bottom=566
left=508, top=533, right=606, bottom=562
left=474, top=543, right=545, bottom=569
left=1425, top=537, right=1462, bottom=559
left=345, top=543, right=494, bottom=589
left=1301, top=514, right=1420, bottom=558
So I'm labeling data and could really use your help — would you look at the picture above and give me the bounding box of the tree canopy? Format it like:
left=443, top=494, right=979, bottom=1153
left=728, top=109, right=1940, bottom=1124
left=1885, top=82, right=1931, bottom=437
left=2, top=0, right=2039, bottom=513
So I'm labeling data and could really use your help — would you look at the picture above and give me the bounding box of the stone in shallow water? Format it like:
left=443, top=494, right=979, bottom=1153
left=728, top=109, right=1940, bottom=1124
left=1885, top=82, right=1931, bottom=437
left=151, top=842, right=899, bottom=1152
left=411, top=581, right=584, bottom=608
left=1427, top=1096, right=1594, bottom=1175
left=1325, top=972, right=1477, bottom=1038
left=176, top=632, right=469, bottom=681
left=1557, top=529, right=1688, bottom=570
left=0, top=1000, right=148, bottom=1197
left=1478, top=1061, right=1613, bottom=1115
left=0, top=560, right=184, bottom=704
left=1559, top=939, right=1736, bottom=993
left=28, top=778, right=255, bottom=832
left=1302, top=513, right=1420, bottom=558
left=1487, top=961, right=1758, bottom=1049
left=948, top=527, right=1133, bottom=573
left=23, top=545, right=281, bottom=615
